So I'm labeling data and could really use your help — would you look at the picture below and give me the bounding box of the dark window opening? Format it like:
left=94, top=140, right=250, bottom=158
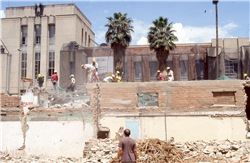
left=180, top=60, right=188, bottom=81
left=149, top=61, right=158, bottom=81
left=20, top=90, right=26, bottom=95
left=34, top=53, right=41, bottom=79
left=21, top=53, right=27, bottom=77
left=196, top=60, right=204, bottom=80
left=48, top=52, right=55, bottom=78
left=70, top=62, right=75, bottom=75
left=97, top=131, right=109, bottom=139
left=225, top=59, right=238, bottom=79
left=134, top=61, right=143, bottom=82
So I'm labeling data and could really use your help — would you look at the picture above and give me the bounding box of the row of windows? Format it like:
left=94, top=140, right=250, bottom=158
left=121, top=59, right=237, bottom=81
left=21, top=25, right=55, bottom=79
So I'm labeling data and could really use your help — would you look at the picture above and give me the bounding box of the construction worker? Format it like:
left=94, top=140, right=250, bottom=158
left=115, top=70, right=124, bottom=82
left=92, top=58, right=100, bottom=82
left=103, top=74, right=116, bottom=83
left=81, top=64, right=95, bottom=83
left=157, top=70, right=164, bottom=81
left=51, top=70, right=58, bottom=93
left=244, top=74, right=250, bottom=80
left=66, top=74, right=75, bottom=92
left=37, top=74, right=44, bottom=87
left=166, top=67, right=174, bottom=81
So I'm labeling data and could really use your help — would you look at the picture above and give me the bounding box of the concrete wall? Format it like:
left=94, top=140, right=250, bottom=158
left=100, top=116, right=246, bottom=142
left=1, top=107, right=95, bottom=158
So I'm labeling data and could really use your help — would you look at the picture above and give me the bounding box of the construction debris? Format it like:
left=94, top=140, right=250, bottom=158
left=1, top=138, right=250, bottom=162
left=83, top=138, right=250, bottom=163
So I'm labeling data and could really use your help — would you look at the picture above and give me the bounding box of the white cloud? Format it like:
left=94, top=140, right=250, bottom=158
left=0, top=10, right=6, bottom=18
left=173, top=22, right=239, bottom=43
left=95, top=30, right=106, bottom=45
left=131, top=19, right=151, bottom=45
left=137, top=37, right=149, bottom=45
left=103, top=10, right=109, bottom=13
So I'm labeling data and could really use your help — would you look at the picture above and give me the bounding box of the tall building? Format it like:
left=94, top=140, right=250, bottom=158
left=1, top=3, right=95, bottom=95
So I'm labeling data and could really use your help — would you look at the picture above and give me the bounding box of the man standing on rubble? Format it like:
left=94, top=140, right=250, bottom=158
left=117, top=129, right=137, bottom=163
left=37, top=74, right=44, bottom=87
left=51, top=70, right=58, bottom=93
left=66, top=74, right=75, bottom=92
left=81, top=64, right=96, bottom=83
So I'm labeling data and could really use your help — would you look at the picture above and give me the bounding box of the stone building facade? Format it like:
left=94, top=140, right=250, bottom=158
left=1, top=3, right=95, bottom=95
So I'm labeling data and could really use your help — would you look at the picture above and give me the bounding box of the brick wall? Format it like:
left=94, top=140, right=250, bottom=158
left=86, top=80, right=246, bottom=114
left=1, top=93, right=20, bottom=108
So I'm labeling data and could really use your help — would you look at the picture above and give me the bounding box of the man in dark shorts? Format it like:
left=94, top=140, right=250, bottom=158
left=117, top=129, right=137, bottom=163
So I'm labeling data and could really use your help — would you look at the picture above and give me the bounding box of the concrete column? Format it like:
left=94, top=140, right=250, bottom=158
left=173, top=54, right=180, bottom=81
left=188, top=54, right=196, bottom=80
left=27, top=17, right=35, bottom=79
left=41, top=16, right=48, bottom=87
left=142, top=56, right=150, bottom=82
left=127, top=56, right=134, bottom=82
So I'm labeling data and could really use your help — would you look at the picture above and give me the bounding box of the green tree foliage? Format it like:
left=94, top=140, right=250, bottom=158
left=147, top=16, right=178, bottom=71
left=105, top=12, right=134, bottom=73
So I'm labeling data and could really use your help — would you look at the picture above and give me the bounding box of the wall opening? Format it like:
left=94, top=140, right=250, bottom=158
left=245, top=87, right=250, bottom=120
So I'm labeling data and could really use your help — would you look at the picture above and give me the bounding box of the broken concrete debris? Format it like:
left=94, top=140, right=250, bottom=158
left=83, top=138, right=250, bottom=163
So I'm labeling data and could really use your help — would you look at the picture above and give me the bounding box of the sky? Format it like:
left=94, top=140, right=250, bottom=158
left=0, top=0, right=249, bottom=46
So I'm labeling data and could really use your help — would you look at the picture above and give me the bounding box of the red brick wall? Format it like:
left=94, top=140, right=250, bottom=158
left=1, top=93, right=20, bottom=108
left=86, top=80, right=245, bottom=113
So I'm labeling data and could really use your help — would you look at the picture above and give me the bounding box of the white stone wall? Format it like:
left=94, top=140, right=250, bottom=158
left=0, top=121, right=94, bottom=158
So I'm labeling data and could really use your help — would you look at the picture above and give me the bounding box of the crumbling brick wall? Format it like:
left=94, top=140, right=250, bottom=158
left=86, top=80, right=246, bottom=114
left=1, top=93, right=20, bottom=108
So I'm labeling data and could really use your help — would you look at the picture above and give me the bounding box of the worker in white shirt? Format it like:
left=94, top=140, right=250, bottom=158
left=103, top=74, right=116, bottom=83
left=166, top=67, right=174, bottom=81
left=81, top=64, right=96, bottom=83
left=66, top=74, right=75, bottom=92
left=92, top=58, right=100, bottom=82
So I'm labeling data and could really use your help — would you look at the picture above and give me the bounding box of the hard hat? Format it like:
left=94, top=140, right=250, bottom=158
left=112, top=74, right=115, bottom=77
left=71, top=74, right=74, bottom=77
left=157, top=70, right=160, bottom=73
left=244, top=73, right=247, bottom=77
left=167, top=67, right=170, bottom=70
left=116, top=71, right=120, bottom=74
left=54, top=70, right=57, bottom=73
left=81, top=64, right=84, bottom=68
left=92, top=58, right=96, bottom=62
left=38, top=74, right=41, bottom=77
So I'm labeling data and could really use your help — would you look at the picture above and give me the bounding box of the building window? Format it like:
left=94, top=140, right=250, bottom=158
left=35, top=25, right=41, bottom=44
left=48, top=25, right=55, bottom=79
left=20, top=90, right=26, bottom=95
left=134, top=61, right=143, bottom=82
left=21, top=26, right=28, bottom=77
left=21, top=53, right=27, bottom=77
left=34, top=52, right=40, bottom=78
left=81, top=28, right=84, bottom=46
left=225, top=59, right=238, bottom=79
left=180, top=60, right=188, bottom=81
left=85, top=32, right=87, bottom=46
left=88, top=35, right=91, bottom=47
left=48, top=52, right=55, bottom=78
left=149, top=61, right=158, bottom=81
left=22, top=26, right=28, bottom=45
left=196, top=60, right=204, bottom=80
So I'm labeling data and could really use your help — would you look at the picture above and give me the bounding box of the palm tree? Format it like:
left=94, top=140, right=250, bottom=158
left=147, top=16, right=178, bottom=71
left=105, top=12, right=134, bottom=73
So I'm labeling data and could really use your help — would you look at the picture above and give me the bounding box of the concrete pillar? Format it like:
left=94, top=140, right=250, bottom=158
left=173, top=54, right=180, bottom=81
left=27, top=17, right=35, bottom=79
left=188, top=54, right=196, bottom=80
left=127, top=56, right=134, bottom=82
left=142, top=56, right=150, bottom=82
left=41, top=16, right=48, bottom=87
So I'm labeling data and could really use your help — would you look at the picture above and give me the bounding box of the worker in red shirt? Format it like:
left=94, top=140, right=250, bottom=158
left=51, top=70, right=58, bottom=93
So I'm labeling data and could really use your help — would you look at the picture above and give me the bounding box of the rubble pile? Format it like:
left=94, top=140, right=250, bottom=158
left=1, top=138, right=250, bottom=162
left=0, top=152, right=81, bottom=163
left=84, top=138, right=250, bottom=163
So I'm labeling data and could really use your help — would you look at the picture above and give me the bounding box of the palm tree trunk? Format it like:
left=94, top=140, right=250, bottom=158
left=113, top=44, right=126, bottom=73
left=156, top=48, right=169, bottom=71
